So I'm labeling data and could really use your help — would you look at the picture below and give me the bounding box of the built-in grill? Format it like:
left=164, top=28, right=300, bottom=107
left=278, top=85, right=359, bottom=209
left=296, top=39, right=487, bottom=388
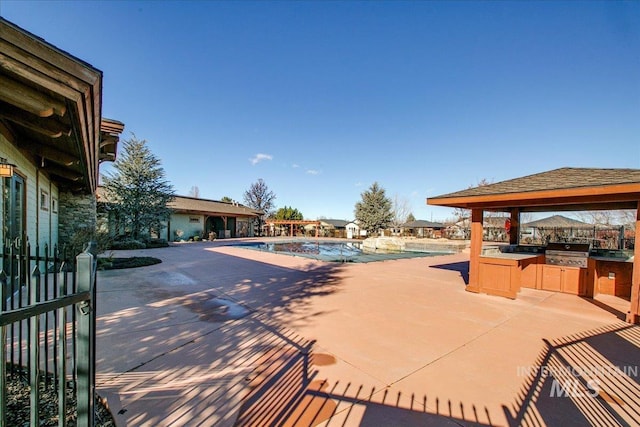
left=545, top=242, right=591, bottom=268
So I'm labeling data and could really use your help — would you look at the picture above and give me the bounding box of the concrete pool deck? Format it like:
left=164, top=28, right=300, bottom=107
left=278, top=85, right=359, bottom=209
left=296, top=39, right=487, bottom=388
left=95, top=239, right=639, bottom=426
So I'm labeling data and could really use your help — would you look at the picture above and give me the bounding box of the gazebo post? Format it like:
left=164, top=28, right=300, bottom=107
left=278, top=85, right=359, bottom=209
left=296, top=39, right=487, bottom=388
left=509, top=208, right=519, bottom=245
left=627, top=202, right=640, bottom=324
left=467, top=208, right=483, bottom=293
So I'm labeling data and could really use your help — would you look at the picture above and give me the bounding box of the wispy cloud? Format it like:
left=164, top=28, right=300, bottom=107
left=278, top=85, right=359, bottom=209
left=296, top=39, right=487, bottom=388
left=249, top=153, right=273, bottom=165
left=355, top=182, right=363, bottom=187
left=306, top=169, right=320, bottom=175
left=411, top=191, right=419, bottom=197
left=292, top=163, right=300, bottom=168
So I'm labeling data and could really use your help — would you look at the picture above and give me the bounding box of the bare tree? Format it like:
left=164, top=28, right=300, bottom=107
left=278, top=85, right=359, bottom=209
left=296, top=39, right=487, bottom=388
left=188, top=185, right=200, bottom=198
left=576, top=210, right=616, bottom=226
left=453, top=178, right=493, bottom=222
left=391, top=194, right=412, bottom=227
left=243, top=179, right=276, bottom=236
left=520, top=212, right=533, bottom=226
left=243, top=179, right=276, bottom=215
left=618, top=210, right=636, bottom=231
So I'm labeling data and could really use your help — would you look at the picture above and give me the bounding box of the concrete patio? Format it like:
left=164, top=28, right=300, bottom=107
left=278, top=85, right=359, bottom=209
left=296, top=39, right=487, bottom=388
left=95, top=240, right=639, bottom=426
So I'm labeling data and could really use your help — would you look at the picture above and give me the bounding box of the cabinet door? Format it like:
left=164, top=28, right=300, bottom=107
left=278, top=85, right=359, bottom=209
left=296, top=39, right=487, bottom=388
left=542, top=265, right=562, bottom=292
left=562, top=267, right=585, bottom=295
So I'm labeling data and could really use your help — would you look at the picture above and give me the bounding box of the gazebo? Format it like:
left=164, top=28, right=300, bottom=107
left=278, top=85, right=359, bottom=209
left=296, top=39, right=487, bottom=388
left=428, top=167, right=640, bottom=324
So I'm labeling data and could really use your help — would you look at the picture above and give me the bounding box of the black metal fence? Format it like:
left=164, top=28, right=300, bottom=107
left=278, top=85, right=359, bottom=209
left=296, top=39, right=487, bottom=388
left=444, top=225, right=635, bottom=250
left=0, top=237, right=97, bottom=427
left=519, top=226, right=634, bottom=250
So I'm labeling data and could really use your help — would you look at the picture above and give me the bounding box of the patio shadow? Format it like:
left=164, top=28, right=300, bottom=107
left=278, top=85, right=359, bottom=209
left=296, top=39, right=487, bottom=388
left=235, top=344, right=497, bottom=427
left=504, top=322, right=640, bottom=426
left=430, top=261, right=470, bottom=285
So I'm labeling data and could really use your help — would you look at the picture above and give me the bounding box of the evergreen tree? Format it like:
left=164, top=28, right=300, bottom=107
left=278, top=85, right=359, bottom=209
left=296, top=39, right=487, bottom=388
left=275, top=206, right=303, bottom=220
left=354, top=182, right=393, bottom=234
left=406, top=212, right=416, bottom=223
left=101, top=135, right=174, bottom=240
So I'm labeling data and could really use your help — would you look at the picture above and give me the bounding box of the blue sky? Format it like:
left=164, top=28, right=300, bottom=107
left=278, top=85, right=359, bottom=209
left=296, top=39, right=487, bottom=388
left=2, top=1, right=639, bottom=221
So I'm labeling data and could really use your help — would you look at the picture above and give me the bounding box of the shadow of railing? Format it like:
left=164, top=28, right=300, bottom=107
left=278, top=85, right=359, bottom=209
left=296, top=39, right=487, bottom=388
left=234, top=333, right=497, bottom=426
left=505, top=322, right=640, bottom=426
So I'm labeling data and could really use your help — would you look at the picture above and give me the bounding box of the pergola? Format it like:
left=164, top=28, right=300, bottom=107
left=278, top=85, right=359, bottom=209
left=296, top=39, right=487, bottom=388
left=265, top=220, right=321, bottom=238
left=428, top=167, right=640, bottom=324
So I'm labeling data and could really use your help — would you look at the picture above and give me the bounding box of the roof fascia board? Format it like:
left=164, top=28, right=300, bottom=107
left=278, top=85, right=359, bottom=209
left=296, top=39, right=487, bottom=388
left=428, top=183, right=640, bottom=207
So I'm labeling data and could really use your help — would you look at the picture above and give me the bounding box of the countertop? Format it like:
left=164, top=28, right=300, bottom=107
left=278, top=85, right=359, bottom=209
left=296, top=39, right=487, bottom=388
left=590, top=256, right=634, bottom=263
left=480, top=252, right=544, bottom=261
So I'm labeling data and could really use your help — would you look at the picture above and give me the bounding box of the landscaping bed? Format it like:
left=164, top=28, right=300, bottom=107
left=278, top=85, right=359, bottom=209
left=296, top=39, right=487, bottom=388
left=98, top=256, right=161, bottom=270
left=5, top=367, right=115, bottom=427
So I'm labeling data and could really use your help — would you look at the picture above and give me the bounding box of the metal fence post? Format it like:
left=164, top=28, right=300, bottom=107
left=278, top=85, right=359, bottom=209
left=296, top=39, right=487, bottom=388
left=29, top=265, right=41, bottom=427
left=76, top=250, right=95, bottom=427
left=0, top=271, right=6, bottom=427
left=58, top=264, right=68, bottom=427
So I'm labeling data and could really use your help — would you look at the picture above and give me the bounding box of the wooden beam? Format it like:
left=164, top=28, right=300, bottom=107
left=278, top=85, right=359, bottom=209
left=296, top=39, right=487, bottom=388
left=627, top=202, right=640, bottom=324
left=0, top=74, right=66, bottom=117
left=509, top=208, right=519, bottom=245
left=0, top=50, right=81, bottom=101
left=0, top=101, right=70, bottom=137
left=44, top=164, right=83, bottom=182
left=26, top=144, right=78, bottom=167
left=100, top=118, right=124, bottom=134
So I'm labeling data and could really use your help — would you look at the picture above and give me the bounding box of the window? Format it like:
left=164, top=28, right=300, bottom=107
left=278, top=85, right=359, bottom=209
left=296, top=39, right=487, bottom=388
left=51, top=197, right=58, bottom=213
left=40, top=189, right=49, bottom=211
left=3, top=175, right=25, bottom=243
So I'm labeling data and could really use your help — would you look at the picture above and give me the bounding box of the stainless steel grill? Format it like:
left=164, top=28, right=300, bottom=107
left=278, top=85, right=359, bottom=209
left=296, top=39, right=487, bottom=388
left=545, top=242, right=590, bottom=268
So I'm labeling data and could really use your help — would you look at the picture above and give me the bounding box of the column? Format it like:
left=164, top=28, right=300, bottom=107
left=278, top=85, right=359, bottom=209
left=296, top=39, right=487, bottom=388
left=467, top=208, right=484, bottom=293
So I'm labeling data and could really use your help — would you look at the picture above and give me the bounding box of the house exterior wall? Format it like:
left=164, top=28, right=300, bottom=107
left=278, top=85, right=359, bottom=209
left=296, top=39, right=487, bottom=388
left=0, top=132, right=59, bottom=252
left=58, top=192, right=96, bottom=246
left=168, top=213, right=205, bottom=241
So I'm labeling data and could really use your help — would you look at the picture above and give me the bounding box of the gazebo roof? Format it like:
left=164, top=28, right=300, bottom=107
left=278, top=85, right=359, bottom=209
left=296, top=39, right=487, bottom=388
left=428, top=167, right=640, bottom=212
left=403, top=220, right=445, bottom=228
left=523, top=214, right=592, bottom=228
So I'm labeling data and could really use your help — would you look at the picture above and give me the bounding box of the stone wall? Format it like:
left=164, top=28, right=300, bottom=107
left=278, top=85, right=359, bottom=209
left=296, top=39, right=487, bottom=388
left=58, top=191, right=96, bottom=246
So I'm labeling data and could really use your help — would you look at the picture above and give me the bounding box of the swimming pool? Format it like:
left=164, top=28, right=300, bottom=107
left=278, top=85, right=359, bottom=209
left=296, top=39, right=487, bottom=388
left=237, top=240, right=452, bottom=263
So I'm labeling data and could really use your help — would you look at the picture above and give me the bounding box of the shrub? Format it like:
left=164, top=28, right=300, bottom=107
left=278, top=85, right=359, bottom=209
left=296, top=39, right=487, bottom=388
left=143, top=238, right=169, bottom=248
left=65, top=227, right=113, bottom=258
left=110, top=239, right=146, bottom=250
left=97, top=256, right=161, bottom=270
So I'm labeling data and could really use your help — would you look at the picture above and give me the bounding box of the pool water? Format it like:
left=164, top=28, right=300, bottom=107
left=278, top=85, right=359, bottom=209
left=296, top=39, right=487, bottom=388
left=238, top=240, right=451, bottom=263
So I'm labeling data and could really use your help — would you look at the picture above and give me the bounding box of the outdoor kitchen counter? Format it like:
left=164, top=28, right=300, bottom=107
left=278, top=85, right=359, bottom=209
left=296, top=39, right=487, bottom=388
left=477, top=253, right=545, bottom=298
left=588, top=256, right=633, bottom=298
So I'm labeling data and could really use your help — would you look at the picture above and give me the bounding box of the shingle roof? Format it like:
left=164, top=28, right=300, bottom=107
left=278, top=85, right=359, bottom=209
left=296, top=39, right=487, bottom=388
left=169, top=196, right=262, bottom=217
left=321, top=219, right=349, bottom=228
left=431, top=168, right=640, bottom=200
left=402, top=220, right=445, bottom=228
left=97, top=187, right=261, bottom=217
left=523, top=215, right=591, bottom=228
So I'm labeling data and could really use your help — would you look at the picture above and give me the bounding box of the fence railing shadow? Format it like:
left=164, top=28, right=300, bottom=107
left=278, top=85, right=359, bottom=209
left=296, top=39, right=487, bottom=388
left=505, top=322, right=640, bottom=426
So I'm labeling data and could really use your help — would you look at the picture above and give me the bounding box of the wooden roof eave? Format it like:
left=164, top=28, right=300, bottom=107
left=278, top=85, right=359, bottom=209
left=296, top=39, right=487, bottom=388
left=427, top=183, right=640, bottom=211
left=0, top=18, right=123, bottom=194
left=172, top=209, right=260, bottom=218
